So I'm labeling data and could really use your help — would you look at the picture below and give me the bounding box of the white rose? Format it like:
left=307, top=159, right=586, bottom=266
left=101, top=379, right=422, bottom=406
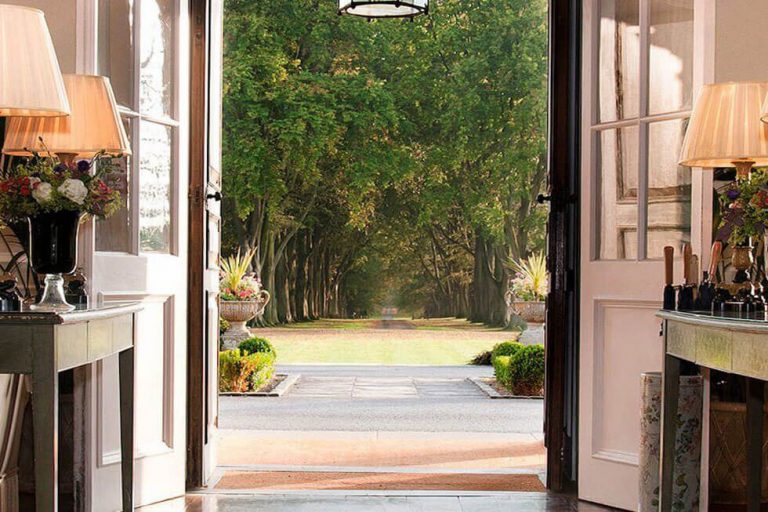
left=58, top=178, right=88, bottom=205
left=32, top=182, right=53, bottom=204
left=28, top=177, right=40, bottom=187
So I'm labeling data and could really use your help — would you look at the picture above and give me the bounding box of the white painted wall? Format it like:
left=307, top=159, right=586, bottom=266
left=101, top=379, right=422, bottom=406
left=715, top=0, right=768, bottom=82
left=1, top=0, right=77, bottom=73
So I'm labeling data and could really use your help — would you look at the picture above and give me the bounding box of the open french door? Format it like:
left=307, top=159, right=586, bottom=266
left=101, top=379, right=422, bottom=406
left=578, top=0, right=707, bottom=509
left=188, top=0, right=224, bottom=488
left=87, top=0, right=191, bottom=508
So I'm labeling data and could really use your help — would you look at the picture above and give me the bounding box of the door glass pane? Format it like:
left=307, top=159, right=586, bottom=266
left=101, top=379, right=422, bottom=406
left=96, top=118, right=133, bottom=252
left=598, top=0, right=640, bottom=123
left=646, top=118, right=691, bottom=259
left=98, top=0, right=135, bottom=108
left=596, top=126, right=639, bottom=259
left=140, top=0, right=175, bottom=117
left=649, top=0, right=693, bottom=115
left=139, top=121, right=173, bottom=253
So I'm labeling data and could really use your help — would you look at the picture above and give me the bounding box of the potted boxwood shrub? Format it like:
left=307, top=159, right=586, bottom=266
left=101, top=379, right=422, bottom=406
left=508, top=252, right=547, bottom=323
left=219, top=248, right=270, bottom=349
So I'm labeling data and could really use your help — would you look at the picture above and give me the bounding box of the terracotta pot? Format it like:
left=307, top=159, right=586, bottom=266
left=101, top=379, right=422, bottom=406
left=511, top=300, right=545, bottom=323
left=220, top=293, right=270, bottom=349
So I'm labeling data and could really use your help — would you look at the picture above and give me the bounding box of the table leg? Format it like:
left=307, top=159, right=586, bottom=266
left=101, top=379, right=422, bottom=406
left=32, top=342, right=58, bottom=512
left=746, top=378, right=764, bottom=512
left=659, top=353, right=681, bottom=512
left=119, top=348, right=134, bottom=512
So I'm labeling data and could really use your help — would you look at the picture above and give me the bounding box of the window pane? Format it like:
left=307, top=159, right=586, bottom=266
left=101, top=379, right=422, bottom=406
left=649, top=0, right=693, bottom=115
left=139, top=121, right=173, bottom=253
left=140, top=0, right=174, bottom=117
left=646, top=118, right=691, bottom=259
left=598, top=0, right=640, bottom=123
left=96, top=118, right=133, bottom=252
left=596, top=126, right=639, bottom=259
left=98, top=0, right=135, bottom=108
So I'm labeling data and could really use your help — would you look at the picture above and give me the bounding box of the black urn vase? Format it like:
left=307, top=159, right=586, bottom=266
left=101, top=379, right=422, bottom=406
left=28, top=210, right=82, bottom=312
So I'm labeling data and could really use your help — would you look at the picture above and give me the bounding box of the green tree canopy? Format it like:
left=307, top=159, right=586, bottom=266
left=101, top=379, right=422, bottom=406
left=222, top=0, right=548, bottom=324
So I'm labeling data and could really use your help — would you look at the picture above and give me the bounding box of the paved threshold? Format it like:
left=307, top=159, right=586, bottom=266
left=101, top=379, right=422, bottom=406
left=137, top=492, right=619, bottom=511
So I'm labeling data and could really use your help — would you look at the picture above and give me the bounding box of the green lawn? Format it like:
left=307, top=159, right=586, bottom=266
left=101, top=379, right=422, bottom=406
left=256, top=318, right=516, bottom=365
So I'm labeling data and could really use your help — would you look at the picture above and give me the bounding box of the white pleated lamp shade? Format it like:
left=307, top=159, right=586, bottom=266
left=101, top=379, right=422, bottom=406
left=679, top=82, right=768, bottom=168
left=0, top=5, right=70, bottom=117
left=761, top=93, right=768, bottom=124
left=3, top=74, right=131, bottom=157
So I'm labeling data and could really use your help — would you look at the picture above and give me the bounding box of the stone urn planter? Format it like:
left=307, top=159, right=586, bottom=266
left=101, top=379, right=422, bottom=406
left=511, top=300, right=545, bottom=323
left=220, top=292, right=270, bottom=349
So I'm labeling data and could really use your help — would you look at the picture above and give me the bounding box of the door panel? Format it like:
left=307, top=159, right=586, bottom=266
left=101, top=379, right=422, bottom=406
left=88, top=0, right=190, bottom=508
left=578, top=0, right=699, bottom=508
left=187, top=0, right=223, bottom=486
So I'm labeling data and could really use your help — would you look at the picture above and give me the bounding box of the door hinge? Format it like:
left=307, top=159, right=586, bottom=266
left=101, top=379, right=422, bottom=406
left=565, top=269, right=575, bottom=292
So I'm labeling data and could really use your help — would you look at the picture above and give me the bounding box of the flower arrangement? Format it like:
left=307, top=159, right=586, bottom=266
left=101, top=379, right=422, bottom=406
left=716, top=169, right=768, bottom=246
left=220, top=248, right=264, bottom=301
left=508, top=252, right=548, bottom=302
left=0, top=143, right=120, bottom=222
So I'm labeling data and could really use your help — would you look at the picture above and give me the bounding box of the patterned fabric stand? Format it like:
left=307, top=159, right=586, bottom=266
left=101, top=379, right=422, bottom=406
left=639, top=372, right=702, bottom=511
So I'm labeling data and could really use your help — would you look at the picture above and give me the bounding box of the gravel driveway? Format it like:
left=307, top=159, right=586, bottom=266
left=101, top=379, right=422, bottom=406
left=219, top=365, right=543, bottom=433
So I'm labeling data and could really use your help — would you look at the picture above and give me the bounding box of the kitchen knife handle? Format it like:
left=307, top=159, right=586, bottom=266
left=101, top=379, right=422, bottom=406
left=664, top=246, right=674, bottom=285
left=690, top=255, right=699, bottom=286
left=709, top=241, right=723, bottom=279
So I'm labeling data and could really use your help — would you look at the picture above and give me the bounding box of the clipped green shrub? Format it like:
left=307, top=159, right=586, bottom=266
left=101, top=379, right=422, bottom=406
left=238, top=336, right=276, bottom=357
left=491, top=341, right=524, bottom=359
left=509, top=344, right=545, bottom=396
left=492, top=355, right=512, bottom=387
left=219, top=349, right=275, bottom=393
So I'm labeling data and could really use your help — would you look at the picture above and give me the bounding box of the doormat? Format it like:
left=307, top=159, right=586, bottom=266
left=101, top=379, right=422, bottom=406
left=214, top=471, right=545, bottom=492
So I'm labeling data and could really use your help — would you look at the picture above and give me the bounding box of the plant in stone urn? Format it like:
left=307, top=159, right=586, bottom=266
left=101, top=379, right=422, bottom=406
left=219, top=248, right=270, bottom=349
left=508, top=252, right=548, bottom=323
left=0, top=147, right=120, bottom=312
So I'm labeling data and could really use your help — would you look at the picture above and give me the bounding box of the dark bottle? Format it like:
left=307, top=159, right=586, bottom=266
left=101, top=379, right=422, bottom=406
left=0, top=273, right=21, bottom=312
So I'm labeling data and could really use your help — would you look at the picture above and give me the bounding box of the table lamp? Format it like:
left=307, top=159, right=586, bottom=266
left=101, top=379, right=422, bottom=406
left=3, top=74, right=131, bottom=163
left=0, top=5, right=70, bottom=117
left=679, top=82, right=768, bottom=180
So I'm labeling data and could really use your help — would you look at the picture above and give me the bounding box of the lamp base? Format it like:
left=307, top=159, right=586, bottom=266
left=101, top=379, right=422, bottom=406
left=733, top=159, right=755, bottom=181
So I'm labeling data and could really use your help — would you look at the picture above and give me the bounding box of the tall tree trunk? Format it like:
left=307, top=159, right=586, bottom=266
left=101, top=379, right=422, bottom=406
left=293, top=231, right=309, bottom=321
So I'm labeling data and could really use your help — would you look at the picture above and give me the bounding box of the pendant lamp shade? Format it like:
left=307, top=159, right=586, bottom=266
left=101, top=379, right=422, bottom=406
left=679, top=82, right=768, bottom=168
left=3, top=74, right=131, bottom=158
left=0, top=5, right=70, bottom=117
left=338, top=0, right=428, bottom=18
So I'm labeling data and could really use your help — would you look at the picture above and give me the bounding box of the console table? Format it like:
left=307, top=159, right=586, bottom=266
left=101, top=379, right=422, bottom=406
left=0, top=303, right=141, bottom=512
left=658, top=310, right=768, bottom=512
